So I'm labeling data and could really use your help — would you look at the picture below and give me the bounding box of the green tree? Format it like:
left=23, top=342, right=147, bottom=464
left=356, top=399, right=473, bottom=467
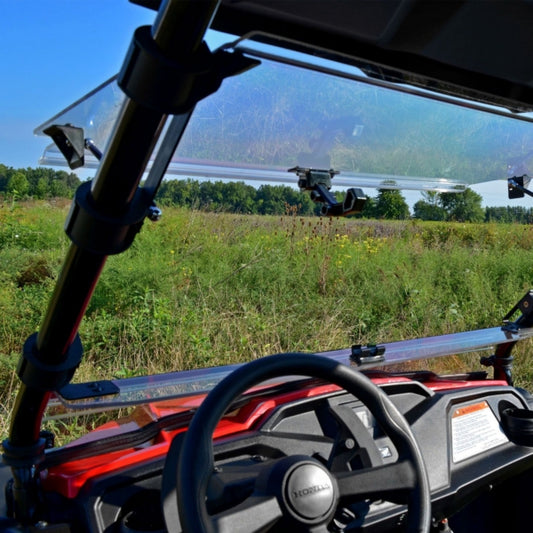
left=413, top=200, right=447, bottom=221
left=34, top=177, right=50, bottom=199
left=375, top=188, right=410, bottom=219
left=220, top=181, right=256, bottom=213
left=353, top=196, right=377, bottom=218
left=7, top=172, right=29, bottom=198
left=199, top=181, right=226, bottom=211
left=439, top=188, right=484, bottom=222
left=158, top=179, right=200, bottom=207
left=49, top=179, right=70, bottom=198
left=256, top=185, right=292, bottom=215
left=0, top=164, right=9, bottom=193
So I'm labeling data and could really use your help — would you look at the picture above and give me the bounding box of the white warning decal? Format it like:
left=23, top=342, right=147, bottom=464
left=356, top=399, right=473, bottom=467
left=451, top=401, right=508, bottom=463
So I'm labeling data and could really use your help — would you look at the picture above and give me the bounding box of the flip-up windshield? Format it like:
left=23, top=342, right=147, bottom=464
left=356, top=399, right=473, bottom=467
left=34, top=38, right=533, bottom=418
left=35, top=39, right=533, bottom=196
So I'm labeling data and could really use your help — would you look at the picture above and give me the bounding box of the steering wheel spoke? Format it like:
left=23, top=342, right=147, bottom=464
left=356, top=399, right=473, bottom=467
left=213, top=494, right=283, bottom=533
left=336, top=460, right=417, bottom=503
left=206, top=462, right=266, bottom=512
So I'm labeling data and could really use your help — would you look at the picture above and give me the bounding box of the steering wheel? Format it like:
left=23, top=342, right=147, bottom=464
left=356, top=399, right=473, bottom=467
left=168, top=353, right=431, bottom=532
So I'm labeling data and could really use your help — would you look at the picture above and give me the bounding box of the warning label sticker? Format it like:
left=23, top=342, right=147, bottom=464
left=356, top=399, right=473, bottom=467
left=451, top=401, right=508, bottom=463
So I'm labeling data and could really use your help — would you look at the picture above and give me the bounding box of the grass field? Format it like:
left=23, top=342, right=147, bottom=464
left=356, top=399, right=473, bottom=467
left=2, top=200, right=533, bottom=438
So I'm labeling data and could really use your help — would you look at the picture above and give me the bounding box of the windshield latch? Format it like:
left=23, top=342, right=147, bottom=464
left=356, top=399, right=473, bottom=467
left=350, top=344, right=386, bottom=366
left=288, top=166, right=366, bottom=217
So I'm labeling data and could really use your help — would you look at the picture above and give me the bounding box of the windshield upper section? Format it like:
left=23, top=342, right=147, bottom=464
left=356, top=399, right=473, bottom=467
left=35, top=39, right=533, bottom=194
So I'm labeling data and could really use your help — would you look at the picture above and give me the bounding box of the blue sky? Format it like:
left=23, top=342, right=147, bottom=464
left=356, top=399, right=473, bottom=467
left=0, top=1, right=156, bottom=169
left=0, top=1, right=530, bottom=209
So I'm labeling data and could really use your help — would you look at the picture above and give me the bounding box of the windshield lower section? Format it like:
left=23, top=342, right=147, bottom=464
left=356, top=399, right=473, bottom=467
left=44, top=324, right=533, bottom=422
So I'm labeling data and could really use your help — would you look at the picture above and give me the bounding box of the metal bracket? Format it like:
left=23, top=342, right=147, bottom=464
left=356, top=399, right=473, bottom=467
left=350, top=344, right=386, bottom=366
left=508, top=175, right=533, bottom=199
left=289, top=166, right=366, bottom=216
left=503, top=289, right=533, bottom=327
left=119, top=26, right=259, bottom=114
left=59, top=380, right=119, bottom=401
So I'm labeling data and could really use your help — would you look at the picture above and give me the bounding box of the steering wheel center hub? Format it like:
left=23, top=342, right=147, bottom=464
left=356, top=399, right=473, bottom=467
left=285, top=462, right=337, bottom=521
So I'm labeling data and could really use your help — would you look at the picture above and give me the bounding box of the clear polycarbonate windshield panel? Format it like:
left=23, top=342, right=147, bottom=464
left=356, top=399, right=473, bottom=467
left=45, top=325, right=533, bottom=417
left=35, top=38, right=533, bottom=193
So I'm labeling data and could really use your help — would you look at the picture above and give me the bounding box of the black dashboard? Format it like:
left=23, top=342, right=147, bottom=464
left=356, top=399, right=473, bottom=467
left=9, top=381, right=533, bottom=532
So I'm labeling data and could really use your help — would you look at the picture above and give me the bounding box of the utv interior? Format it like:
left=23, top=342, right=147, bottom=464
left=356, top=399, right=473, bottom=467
left=3, top=1, right=533, bottom=532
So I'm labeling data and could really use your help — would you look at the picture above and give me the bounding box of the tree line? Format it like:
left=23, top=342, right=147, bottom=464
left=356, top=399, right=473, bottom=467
left=156, top=178, right=531, bottom=224
left=0, top=164, right=80, bottom=200
left=2, top=164, right=532, bottom=223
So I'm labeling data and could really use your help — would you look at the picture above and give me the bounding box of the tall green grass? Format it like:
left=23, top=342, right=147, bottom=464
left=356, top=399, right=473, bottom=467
left=2, top=201, right=533, bottom=438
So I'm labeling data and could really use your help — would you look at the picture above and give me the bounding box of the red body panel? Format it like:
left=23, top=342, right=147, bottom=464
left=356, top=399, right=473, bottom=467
left=42, top=377, right=507, bottom=498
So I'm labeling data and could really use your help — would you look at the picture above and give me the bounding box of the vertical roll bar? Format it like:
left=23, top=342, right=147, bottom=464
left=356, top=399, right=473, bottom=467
left=5, top=0, right=220, bottom=522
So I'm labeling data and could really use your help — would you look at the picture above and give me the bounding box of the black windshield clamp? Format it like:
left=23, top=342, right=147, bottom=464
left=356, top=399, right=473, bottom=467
left=65, top=181, right=158, bottom=255
left=481, top=290, right=533, bottom=385
left=289, top=166, right=366, bottom=216
left=119, top=26, right=259, bottom=115
left=508, top=175, right=533, bottom=199
left=6, top=329, right=93, bottom=521
left=350, top=344, right=386, bottom=366
left=16, top=334, right=83, bottom=392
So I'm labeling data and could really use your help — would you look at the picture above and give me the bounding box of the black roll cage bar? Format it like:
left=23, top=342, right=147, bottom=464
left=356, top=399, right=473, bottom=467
left=1, top=1, right=256, bottom=523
